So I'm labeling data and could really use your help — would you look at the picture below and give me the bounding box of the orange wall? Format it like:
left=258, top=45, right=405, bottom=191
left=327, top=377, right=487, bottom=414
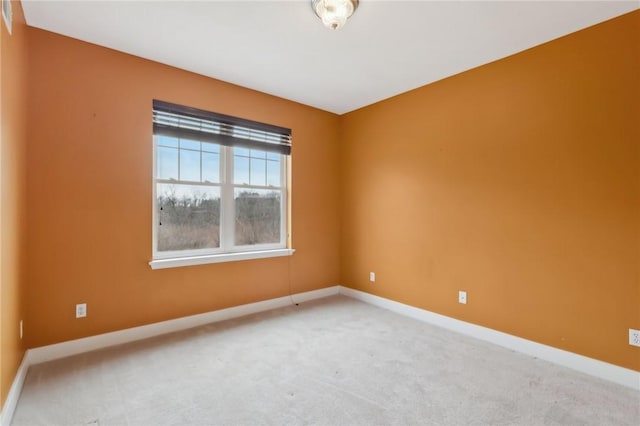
left=25, top=28, right=341, bottom=348
left=1, top=1, right=28, bottom=409
left=340, top=11, right=640, bottom=371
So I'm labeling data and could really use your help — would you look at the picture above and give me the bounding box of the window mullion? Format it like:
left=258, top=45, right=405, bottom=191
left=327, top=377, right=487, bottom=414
left=281, top=154, right=287, bottom=246
left=177, top=140, right=181, bottom=180
left=221, top=146, right=235, bottom=251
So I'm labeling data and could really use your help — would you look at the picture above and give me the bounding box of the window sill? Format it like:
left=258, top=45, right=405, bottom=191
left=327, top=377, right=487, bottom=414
left=149, top=248, right=295, bottom=270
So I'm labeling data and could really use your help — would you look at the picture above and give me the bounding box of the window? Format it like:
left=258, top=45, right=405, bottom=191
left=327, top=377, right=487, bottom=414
left=150, top=100, right=292, bottom=269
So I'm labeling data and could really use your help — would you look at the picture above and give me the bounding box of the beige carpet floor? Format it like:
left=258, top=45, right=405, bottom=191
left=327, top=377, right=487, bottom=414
left=12, top=295, right=640, bottom=425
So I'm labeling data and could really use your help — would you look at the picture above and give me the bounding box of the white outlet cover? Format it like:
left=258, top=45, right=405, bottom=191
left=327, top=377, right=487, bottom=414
left=629, top=328, right=640, bottom=347
left=458, top=291, right=467, bottom=304
left=76, top=303, right=87, bottom=318
left=369, top=272, right=375, bottom=282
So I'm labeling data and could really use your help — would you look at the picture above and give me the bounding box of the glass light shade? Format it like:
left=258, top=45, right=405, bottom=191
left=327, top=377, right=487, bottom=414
left=312, top=0, right=359, bottom=30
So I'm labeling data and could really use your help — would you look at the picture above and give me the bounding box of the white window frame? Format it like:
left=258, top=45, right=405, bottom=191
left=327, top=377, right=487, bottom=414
left=149, top=104, right=293, bottom=269
left=2, top=0, right=12, bottom=35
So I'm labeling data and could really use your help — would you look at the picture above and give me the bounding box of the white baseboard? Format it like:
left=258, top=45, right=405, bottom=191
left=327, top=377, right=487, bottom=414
left=0, top=286, right=340, bottom=425
left=3, top=283, right=636, bottom=426
left=27, top=297, right=288, bottom=365
left=27, top=286, right=340, bottom=365
left=339, top=286, right=640, bottom=391
left=0, top=355, right=29, bottom=426
left=291, top=286, right=340, bottom=304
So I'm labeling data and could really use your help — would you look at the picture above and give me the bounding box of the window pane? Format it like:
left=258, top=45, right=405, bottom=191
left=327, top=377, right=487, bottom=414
left=234, top=155, right=250, bottom=185
left=266, top=152, right=280, bottom=161
left=202, top=152, right=220, bottom=183
left=250, top=149, right=266, bottom=159
left=202, top=142, right=220, bottom=153
left=266, top=159, right=280, bottom=187
left=234, top=189, right=281, bottom=246
left=250, top=158, right=266, bottom=186
left=157, top=146, right=178, bottom=180
left=179, top=139, right=200, bottom=150
left=158, top=136, right=178, bottom=148
left=157, top=184, right=220, bottom=251
left=180, top=149, right=200, bottom=182
left=235, top=147, right=250, bottom=157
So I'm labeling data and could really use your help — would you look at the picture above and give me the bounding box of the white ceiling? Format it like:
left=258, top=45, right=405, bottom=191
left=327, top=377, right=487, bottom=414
left=22, top=1, right=639, bottom=115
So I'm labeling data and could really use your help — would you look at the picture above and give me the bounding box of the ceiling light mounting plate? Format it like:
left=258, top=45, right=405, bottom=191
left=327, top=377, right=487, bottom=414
left=312, top=0, right=359, bottom=30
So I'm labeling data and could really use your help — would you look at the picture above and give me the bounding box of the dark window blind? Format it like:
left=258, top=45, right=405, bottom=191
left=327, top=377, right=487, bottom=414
left=153, top=100, right=292, bottom=155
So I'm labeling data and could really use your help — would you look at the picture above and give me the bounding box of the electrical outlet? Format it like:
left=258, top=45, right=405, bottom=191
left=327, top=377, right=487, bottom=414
left=369, top=272, right=375, bottom=282
left=630, top=329, right=640, bottom=347
left=76, top=303, right=87, bottom=318
left=458, top=291, right=467, bottom=305
left=19, top=320, right=23, bottom=339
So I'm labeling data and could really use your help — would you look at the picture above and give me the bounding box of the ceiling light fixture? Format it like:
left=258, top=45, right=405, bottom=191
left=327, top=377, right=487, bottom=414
left=312, top=0, right=359, bottom=30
